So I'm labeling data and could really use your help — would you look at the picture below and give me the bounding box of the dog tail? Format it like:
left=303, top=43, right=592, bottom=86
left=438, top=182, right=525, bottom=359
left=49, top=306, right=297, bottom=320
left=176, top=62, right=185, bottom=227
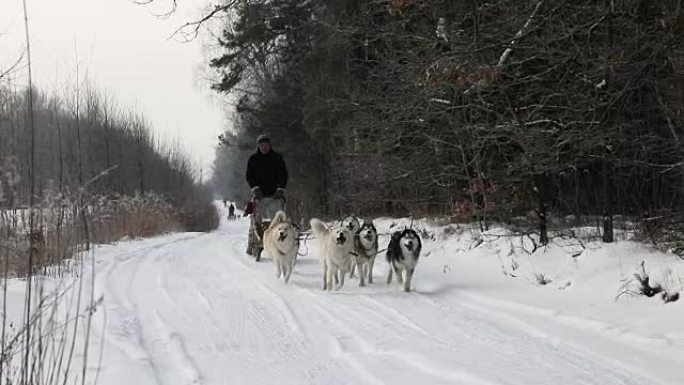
left=269, top=210, right=288, bottom=231
left=309, top=218, right=328, bottom=237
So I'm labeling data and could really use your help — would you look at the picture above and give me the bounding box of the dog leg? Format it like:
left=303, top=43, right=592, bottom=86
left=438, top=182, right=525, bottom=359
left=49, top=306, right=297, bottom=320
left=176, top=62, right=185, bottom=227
left=275, top=259, right=282, bottom=279
left=284, top=263, right=292, bottom=284
left=326, top=265, right=335, bottom=291
left=386, top=264, right=393, bottom=285
left=368, top=256, right=375, bottom=284
left=335, top=269, right=346, bottom=291
left=395, top=266, right=404, bottom=284
left=359, top=264, right=366, bottom=287
left=322, top=260, right=329, bottom=290
left=349, top=259, right=356, bottom=278
left=404, top=267, right=415, bottom=292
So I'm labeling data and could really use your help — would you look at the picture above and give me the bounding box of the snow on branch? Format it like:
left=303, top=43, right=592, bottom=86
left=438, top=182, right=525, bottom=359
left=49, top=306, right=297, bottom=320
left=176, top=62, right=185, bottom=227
left=465, top=0, right=544, bottom=95
left=497, top=0, right=544, bottom=67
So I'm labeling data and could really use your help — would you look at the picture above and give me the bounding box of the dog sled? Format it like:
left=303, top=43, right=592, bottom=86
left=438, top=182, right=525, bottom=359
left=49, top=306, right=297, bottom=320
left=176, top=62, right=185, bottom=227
left=246, top=197, right=286, bottom=261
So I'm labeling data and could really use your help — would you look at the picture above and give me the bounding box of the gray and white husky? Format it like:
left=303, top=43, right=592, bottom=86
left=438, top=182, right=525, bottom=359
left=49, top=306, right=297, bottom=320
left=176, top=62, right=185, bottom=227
left=352, top=220, right=379, bottom=286
left=341, top=216, right=361, bottom=277
left=341, top=216, right=360, bottom=238
left=386, top=228, right=422, bottom=292
left=310, top=218, right=354, bottom=291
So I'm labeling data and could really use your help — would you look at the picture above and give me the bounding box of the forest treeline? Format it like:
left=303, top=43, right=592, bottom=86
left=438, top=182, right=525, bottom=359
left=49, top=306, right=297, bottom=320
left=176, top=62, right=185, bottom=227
left=1, top=76, right=218, bottom=274
left=206, top=0, right=682, bottom=248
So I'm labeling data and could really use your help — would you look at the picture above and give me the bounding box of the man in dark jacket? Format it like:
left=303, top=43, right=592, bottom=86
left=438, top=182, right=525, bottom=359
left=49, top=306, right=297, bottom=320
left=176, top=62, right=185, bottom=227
left=246, top=134, right=288, bottom=201
left=245, top=134, right=288, bottom=259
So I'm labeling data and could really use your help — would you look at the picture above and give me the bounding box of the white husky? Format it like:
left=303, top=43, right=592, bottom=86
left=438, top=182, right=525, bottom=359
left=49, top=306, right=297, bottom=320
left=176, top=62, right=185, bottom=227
left=263, top=211, right=298, bottom=283
left=310, top=218, right=354, bottom=291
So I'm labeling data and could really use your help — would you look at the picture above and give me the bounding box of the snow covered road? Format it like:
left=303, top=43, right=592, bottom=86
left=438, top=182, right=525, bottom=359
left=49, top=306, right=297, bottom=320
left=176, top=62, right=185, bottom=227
left=82, top=212, right=679, bottom=385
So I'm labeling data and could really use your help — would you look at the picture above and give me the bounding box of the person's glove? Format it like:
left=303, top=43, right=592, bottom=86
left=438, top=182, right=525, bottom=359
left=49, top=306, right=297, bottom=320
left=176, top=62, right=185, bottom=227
left=251, top=186, right=264, bottom=200
left=273, top=188, right=286, bottom=202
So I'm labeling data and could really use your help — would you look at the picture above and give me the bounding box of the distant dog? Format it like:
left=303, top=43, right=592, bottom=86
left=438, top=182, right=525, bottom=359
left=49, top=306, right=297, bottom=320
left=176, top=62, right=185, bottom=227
left=386, top=228, right=422, bottom=292
left=310, top=218, right=354, bottom=291
left=353, top=220, right=379, bottom=286
left=263, top=211, right=298, bottom=283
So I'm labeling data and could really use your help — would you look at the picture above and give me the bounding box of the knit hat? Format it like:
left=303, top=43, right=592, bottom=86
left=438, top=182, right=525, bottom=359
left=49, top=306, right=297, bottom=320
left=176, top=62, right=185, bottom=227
left=256, top=134, right=270, bottom=144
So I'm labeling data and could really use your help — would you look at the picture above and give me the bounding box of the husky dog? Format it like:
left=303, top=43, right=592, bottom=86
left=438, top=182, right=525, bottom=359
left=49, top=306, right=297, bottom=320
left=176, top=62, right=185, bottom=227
left=263, top=211, right=298, bottom=283
left=353, top=220, right=379, bottom=286
left=386, top=228, right=422, bottom=292
left=310, top=218, right=354, bottom=291
left=341, top=216, right=361, bottom=276
left=341, top=215, right=361, bottom=234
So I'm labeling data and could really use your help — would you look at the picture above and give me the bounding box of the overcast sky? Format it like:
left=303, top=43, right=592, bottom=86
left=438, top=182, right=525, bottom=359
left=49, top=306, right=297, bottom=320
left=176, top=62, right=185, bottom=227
left=0, top=0, right=225, bottom=173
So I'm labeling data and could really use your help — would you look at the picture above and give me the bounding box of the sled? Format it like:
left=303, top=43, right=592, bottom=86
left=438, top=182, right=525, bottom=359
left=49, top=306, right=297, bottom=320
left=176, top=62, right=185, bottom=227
left=247, top=197, right=285, bottom=261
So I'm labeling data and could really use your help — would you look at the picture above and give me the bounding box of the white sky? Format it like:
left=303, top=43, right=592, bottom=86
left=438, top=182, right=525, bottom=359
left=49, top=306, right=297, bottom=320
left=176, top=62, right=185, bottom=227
left=0, top=0, right=226, bottom=173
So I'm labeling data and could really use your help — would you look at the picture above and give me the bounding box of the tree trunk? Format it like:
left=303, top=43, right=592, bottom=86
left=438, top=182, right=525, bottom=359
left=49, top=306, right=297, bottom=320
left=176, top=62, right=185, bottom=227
left=533, top=183, right=549, bottom=246
left=602, top=160, right=614, bottom=243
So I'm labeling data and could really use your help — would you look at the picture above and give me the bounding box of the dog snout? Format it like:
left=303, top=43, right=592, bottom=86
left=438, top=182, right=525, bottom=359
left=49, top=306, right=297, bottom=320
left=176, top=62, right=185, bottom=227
left=278, top=231, right=288, bottom=241
left=406, top=240, right=414, bottom=250
left=336, top=232, right=347, bottom=245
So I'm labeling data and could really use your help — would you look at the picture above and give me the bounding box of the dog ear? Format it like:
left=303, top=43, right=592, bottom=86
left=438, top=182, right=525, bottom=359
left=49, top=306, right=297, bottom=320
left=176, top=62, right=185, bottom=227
left=270, top=211, right=287, bottom=228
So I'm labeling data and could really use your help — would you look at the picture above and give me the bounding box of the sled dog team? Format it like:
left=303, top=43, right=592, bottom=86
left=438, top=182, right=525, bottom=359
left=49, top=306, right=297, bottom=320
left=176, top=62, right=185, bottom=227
left=263, top=211, right=422, bottom=292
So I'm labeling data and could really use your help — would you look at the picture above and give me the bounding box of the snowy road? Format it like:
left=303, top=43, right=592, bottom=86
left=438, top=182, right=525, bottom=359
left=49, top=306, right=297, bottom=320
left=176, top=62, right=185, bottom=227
left=89, top=215, right=670, bottom=385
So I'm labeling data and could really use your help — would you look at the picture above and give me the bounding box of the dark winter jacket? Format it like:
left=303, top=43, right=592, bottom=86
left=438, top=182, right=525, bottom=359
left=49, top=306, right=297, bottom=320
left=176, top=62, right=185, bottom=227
left=245, top=149, right=288, bottom=197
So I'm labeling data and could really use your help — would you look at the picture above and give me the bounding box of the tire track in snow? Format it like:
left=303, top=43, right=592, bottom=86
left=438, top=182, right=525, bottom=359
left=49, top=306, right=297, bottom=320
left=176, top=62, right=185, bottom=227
left=183, top=231, right=312, bottom=383
left=104, top=234, right=202, bottom=384
left=309, top=296, right=496, bottom=385
left=412, top=292, right=655, bottom=385
left=253, top=281, right=307, bottom=337
left=357, top=296, right=429, bottom=336
left=101, top=236, right=195, bottom=384
left=297, top=269, right=650, bottom=385
left=151, top=310, right=204, bottom=385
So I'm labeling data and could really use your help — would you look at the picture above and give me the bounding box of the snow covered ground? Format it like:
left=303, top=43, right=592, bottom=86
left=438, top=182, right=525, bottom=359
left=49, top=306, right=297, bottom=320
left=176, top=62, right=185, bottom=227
left=3, top=204, right=683, bottom=384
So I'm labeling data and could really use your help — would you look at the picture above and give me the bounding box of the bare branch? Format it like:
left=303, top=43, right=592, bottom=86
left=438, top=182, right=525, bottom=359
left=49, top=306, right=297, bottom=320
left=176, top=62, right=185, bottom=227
left=169, top=1, right=239, bottom=42
left=0, top=51, right=26, bottom=82
left=132, top=0, right=178, bottom=19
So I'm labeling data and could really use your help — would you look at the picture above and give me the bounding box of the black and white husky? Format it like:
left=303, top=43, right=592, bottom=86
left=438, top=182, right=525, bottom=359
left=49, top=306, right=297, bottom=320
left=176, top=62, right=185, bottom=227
left=310, top=218, right=354, bottom=291
left=352, top=220, right=378, bottom=286
left=386, top=228, right=422, bottom=292
left=263, top=211, right=298, bottom=283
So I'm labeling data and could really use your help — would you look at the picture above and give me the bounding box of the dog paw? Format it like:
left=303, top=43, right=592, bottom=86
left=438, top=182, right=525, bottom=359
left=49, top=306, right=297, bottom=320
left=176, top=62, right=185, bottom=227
left=359, top=282, right=366, bottom=287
